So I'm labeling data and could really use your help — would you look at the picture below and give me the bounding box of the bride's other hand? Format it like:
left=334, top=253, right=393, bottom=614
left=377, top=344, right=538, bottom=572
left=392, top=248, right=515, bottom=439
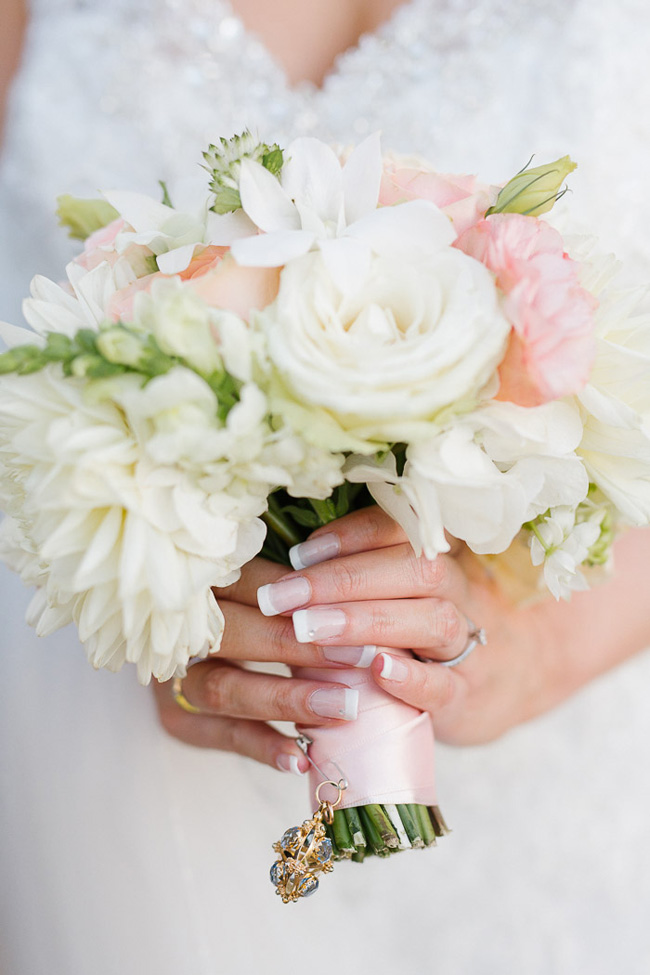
left=151, top=556, right=360, bottom=774
left=254, top=507, right=650, bottom=745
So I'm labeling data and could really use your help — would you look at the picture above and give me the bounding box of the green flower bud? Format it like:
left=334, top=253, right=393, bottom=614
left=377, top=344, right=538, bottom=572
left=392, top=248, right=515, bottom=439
left=487, top=156, right=577, bottom=217
left=56, top=195, right=120, bottom=241
left=96, top=326, right=146, bottom=368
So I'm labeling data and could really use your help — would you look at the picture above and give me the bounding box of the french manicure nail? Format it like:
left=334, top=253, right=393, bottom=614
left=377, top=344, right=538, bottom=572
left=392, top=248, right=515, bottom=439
left=257, top=577, right=312, bottom=616
left=322, top=645, right=378, bottom=668
left=276, top=754, right=307, bottom=775
left=378, top=653, right=409, bottom=682
left=309, top=687, right=359, bottom=720
left=289, top=533, right=340, bottom=570
left=293, top=608, right=347, bottom=644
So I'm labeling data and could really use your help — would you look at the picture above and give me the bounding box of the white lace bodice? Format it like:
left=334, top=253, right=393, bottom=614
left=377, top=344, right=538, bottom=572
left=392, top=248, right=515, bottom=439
left=2, top=0, right=650, bottom=326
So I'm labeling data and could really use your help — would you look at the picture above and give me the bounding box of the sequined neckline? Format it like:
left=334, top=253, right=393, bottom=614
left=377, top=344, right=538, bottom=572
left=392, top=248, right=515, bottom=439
left=216, top=0, right=424, bottom=95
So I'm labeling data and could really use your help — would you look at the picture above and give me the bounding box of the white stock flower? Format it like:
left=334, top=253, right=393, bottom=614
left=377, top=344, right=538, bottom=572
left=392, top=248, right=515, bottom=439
left=230, top=133, right=457, bottom=292
left=529, top=506, right=601, bottom=600
left=256, top=247, right=510, bottom=452
left=346, top=401, right=589, bottom=560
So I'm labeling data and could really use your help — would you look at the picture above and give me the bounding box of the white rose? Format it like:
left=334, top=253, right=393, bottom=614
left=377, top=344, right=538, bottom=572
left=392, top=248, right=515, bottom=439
left=257, top=247, right=510, bottom=452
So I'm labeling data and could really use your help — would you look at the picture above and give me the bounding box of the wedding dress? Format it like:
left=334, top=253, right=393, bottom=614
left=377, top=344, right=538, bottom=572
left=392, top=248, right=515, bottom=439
left=2, top=1, right=650, bottom=972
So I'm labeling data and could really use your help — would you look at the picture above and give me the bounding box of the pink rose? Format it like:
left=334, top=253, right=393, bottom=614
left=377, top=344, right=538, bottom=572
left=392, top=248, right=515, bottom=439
left=106, top=246, right=280, bottom=323
left=107, top=274, right=159, bottom=322
left=188, top=256, right=280, bottom=321
left=74, top=218, right=126, bottom=271
left=456, top=213, right=597, bottom=406
left=380, top=160, right=496, bottom=235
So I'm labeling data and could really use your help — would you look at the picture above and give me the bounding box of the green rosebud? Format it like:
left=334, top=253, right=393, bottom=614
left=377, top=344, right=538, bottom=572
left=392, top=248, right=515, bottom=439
left=56, top=195, right=120, bottom=241
left=96, top=326, right=146, bottom=368
left=487, top=156, right=577, bottom=217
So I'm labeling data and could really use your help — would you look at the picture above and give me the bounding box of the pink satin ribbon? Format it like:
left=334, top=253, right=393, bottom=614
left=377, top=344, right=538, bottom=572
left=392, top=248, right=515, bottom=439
left=296, top=652, right=437, bottom=811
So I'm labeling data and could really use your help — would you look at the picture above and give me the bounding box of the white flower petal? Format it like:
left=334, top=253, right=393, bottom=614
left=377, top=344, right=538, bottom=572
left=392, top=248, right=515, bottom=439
left=102, top=190, right=174, bottom=232
left=239, top=158, right=300, bottom=233
left=230, top=229, right=315, bottom=267
left=156, top=243, right=199, bottom=274
left=0, top=321, right=45, bottom=349
left=282, top=137, right=344, bottom=226
left=318, top=237, right=371, bottom=293
left=206, top=208, right=257, bottom=245
left=342, top=131, right=383, bottom=225
left=350, top=199, right=457, bottom=256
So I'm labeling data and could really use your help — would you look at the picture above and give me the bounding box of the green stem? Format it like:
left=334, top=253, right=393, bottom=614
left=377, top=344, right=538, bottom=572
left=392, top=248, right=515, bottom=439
left=331, top=809, right=355, bottom=855
left=366, top=805, right=400, bottom=850
left=343, top=807, right=367, bottom=850
left=359, top=806, right=391, bottom=857
left=262, top=496, right=301, bottom=548
left=396, top=804, right=423, bottom=848
left=413, top=805, right=437, bottom=847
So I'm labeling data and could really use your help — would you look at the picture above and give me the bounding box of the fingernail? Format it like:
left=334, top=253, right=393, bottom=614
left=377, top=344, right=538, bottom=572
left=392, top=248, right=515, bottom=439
left=309, top=687, right=359, bottom=720
left=276, top=754, right=308, bottom=775
left=293, top=608, right=347, bottom=644
left=257, top=577, right=312, bottom=616
left=377, top=653, right=409, bottom=682
left=322, top=645, right=378, bottom=668
left=289, top=533, right=340, bottom=570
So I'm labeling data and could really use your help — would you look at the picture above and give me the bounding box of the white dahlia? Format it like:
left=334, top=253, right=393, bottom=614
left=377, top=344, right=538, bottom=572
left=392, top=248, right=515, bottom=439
left=0, top=360, right=310, bottom=684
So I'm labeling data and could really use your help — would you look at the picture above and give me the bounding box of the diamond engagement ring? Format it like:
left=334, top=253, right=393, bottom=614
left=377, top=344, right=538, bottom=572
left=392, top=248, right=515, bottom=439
left=171, top=676, right=201, bottom=714
left=439, top=617, right=487, bottom=668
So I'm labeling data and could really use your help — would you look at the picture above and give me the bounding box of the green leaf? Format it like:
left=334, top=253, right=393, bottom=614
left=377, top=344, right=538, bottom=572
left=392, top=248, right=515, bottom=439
left=55, top=195, right=120, bottom=241
left=281, top=506, right=321, bottom=529
left=158, top=180, right=173, bottom=208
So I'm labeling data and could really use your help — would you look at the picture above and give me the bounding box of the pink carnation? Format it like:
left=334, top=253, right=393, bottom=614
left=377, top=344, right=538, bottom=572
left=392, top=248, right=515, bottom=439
left=456, top=213, right=597, bottom=406
left=379, top=161, right=496, bottom=235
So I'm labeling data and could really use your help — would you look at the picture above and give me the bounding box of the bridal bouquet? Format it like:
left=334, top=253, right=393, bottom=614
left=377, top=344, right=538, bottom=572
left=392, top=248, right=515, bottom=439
left=2, top=132, right=649, bottom=901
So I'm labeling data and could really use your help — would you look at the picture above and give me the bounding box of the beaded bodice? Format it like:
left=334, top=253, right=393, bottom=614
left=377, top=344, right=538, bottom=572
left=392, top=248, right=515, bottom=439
left=1, top=0, right=649, bottom=321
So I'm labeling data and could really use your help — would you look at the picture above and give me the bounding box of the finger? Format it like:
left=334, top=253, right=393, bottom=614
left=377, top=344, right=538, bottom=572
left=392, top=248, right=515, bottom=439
left=289, top=506, right=463, bottom=570
left=153, top=682, right=310, bottom=773
left=291, top=597, right=470, bottom=661
left=289, top=506, right=406, bottom=568
left=370, top=651, right=460, bottom=715
left=215, top=557, right=286, bottom=607
left=180, top=660, right=359, bottom=725
left=217, top=600, right=323, bottom=667
left=256, top=544, right=469, bottom=617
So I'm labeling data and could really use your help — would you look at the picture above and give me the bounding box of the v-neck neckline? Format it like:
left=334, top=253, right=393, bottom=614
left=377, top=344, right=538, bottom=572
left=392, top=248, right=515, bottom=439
left=220, top=0, right=423, bottom=96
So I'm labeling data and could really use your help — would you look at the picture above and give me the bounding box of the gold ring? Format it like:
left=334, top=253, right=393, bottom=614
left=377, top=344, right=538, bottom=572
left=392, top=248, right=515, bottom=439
left=171, top=676, right=201, bottom=715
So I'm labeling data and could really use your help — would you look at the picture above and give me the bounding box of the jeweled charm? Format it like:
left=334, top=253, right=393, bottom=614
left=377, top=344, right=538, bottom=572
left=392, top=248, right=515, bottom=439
left=270, top=779, right=344, bottom=904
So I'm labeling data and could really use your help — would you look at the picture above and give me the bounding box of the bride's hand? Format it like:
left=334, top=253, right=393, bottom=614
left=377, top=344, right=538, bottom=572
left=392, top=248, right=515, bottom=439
left=251, top=507, right=650, bottom=746
left=151, top=556, right=361, bottom=775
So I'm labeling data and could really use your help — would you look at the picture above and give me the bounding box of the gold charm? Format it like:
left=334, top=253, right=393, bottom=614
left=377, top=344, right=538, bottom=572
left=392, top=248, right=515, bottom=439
left=270, top=780, right=343, bottom=903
